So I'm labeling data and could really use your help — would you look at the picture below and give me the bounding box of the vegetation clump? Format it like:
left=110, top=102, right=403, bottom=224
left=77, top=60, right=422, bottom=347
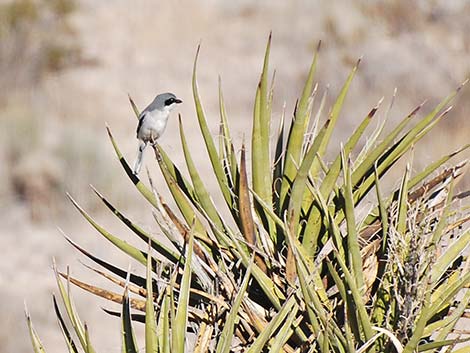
left=27, top=35, right=470, bottom=353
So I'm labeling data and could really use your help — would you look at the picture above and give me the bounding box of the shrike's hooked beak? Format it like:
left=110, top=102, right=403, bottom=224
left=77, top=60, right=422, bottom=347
left=175, top=98, right=183, bottom=104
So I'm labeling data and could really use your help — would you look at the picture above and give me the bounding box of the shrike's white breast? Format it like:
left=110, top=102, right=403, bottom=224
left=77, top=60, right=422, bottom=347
left=137, top=109, right=170, bottom=141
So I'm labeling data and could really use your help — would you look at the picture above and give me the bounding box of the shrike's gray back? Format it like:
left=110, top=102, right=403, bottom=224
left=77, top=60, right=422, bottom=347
left=145, top=93, right=178, bottom=113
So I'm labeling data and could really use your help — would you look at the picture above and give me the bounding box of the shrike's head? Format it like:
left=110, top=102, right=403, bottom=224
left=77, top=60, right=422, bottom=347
left=149, top=92, right=182, bottom=113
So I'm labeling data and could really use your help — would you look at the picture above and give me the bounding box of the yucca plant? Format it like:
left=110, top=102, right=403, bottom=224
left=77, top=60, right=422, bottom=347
left=27, top=34, right=470, bottom=353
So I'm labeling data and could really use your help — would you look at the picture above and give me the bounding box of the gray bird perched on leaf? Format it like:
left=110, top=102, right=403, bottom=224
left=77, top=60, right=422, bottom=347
left=133, top=93, right=182, bottom=175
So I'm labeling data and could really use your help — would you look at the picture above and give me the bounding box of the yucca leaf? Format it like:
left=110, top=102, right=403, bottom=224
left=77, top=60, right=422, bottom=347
left=333, top=248, right=374, bottom=341
left=67, top=193, right=148, bottom=266
left=306, top=180, right=345, bottom=259
left=145, top=245, right=158, bottom=353
left=280, top=41, right=320, bottom=208
left=267, top=305, right=299, bottom=353
left=429, top=178, right=456, bottom=246
left=408, top=156, right=468, bottom=203
left=425, top=289, right=470, bottom=340
left=106, top=126, right=158, bottom=207
left=374, top=165, right=388, bottom=252
left=102, top=308, right=146, bottom=323
left=357, top=327, right=403, bottom=353
left=251, top=188, right=288, bottom=233
left=292, top=242, right=340, bottom=350
left=58, top=272, right=146, bottom=311
left=179, top=115, right=225, bottom=232
left=245, top=296, right=298, bottom=353
left=218, top=76, right=239, bottom=187
left=156, top=146, right=197, bottom=202
left=228, top=228, right=284, bottom=307
left=154, top=144, right=213, bottom=247
left=194, top=322, right=213, bottom=353
left=285, top=213, right=330, bottom=306
left=81, top=262, right=147, bottom=300
left=302, top=93, right=371, bottom=251
left=239, top=144, right=267, bottom=272
left=416, top=337, right=470, bottom=352
left=84, top=324, right=93, bottom=353
left=172, top=227, right=194, bottom=353
left=355, top=89, right=395, bottom=167
left=308, top=86, right=328, bottom=149
left=128, top=94, right=140, bottom=119
left=291, top=117, right=330, bottom=254
left=53, top=295, right=79, bottom=353
left=53, top=264, right=96, bottom=353
left=272, top=105, right=286, bottom=216
left=310, top=58, right=360, bottom=178
left=285, top=220, right=347, bottom=350
left=61, top=232, right=147, bottom=288
left=158, top=286, right=171, bottom=353
left=192, top=45, right=232, bottom=206
left=90, top=186, right=179, bottom=263
left=215, top=256, right=253, bottom=353
left=288, top=111, right=328, bottom=237
left=352, top=83, right=464, bottom=205
left=396, top=163, right=411, bottom=235
left=320, top=99, right=381, bottom=198
left=405, top=271, right=470, bottom=353
left=252, top=33, right=275, bottom=236
left=122, top=286, right=139, bottom=353
left=351, top=101, right=424, bottom=188
left=430, top=230, right=470, bottom=285
left=363, top=150, right=468, bottom=228
left=342, top=152, right=365, bottom=293
left=25, top=305, right=48, bottom=353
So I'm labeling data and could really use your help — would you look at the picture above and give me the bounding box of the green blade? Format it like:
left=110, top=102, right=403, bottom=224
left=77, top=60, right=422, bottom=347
left=320, top=99, right=381, bottom=198
left=53, top=263, right=96, bottom=353
left=310, top=58, right=360, bottom=178
left=430, top=230, right=470, bottom=285
left=192, top=45, right=233, bottom=207
left=122, top=286, right=139, bottom=353
left=106, top=125, right=158, bottom=207
left=288, top=112, right=328, bottom=238
left=53, top=295, right=79, bottom=353
left=90, top=185, right=179, bottom=263
left=218, top=76, right=239, bottom=189
left=280, top=41, right=320, bottom=208
left=342, top=152, right=365, bottom=293
left=145, top=245, right=158, bottom=353
left=352, top=82, right=466, bottom=205
left=351, top=101, right=425, bottom=188
left=155, top=144, right=214, bottom=247
left=172, top=228, right=194, bottom=353
left=25, top=305, right=48, bottom=353
left=245, top=296, right=298, bottom=353
left=251, top=33, right=275, bottom=235
left=178, top=115, right=225, bottom=232
left=396, top=163, right=411, bottom=235
left=128, top=94, right=140, bottom=119
left=215, top=257, right=253, bottom=353
left=67, top=193, right=148, bottom=266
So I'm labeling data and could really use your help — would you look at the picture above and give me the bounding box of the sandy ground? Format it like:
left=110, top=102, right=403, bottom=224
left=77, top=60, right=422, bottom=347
left=1, top=1, right=469, bottom=352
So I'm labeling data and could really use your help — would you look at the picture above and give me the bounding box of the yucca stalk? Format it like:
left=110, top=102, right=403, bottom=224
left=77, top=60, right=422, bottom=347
left=28, top=35, right=470, bottom=353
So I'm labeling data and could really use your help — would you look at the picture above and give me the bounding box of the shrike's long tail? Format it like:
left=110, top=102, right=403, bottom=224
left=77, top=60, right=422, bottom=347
left=133, top=141, right=147, bottom=175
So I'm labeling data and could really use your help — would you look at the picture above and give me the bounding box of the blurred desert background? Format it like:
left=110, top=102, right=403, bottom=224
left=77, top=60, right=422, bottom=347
left=1, top=0, right=469, bottom=352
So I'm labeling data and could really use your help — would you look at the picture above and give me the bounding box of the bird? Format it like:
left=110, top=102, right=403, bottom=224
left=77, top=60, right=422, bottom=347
left=132, top=92, right=182, bottom=175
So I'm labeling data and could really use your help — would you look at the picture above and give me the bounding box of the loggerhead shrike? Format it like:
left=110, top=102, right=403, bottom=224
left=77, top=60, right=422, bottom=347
left=133, top=92, right=182, bottom=175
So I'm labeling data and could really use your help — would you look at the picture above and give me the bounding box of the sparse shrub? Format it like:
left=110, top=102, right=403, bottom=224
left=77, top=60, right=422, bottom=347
left=27, top=36, right=469, bottom=352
